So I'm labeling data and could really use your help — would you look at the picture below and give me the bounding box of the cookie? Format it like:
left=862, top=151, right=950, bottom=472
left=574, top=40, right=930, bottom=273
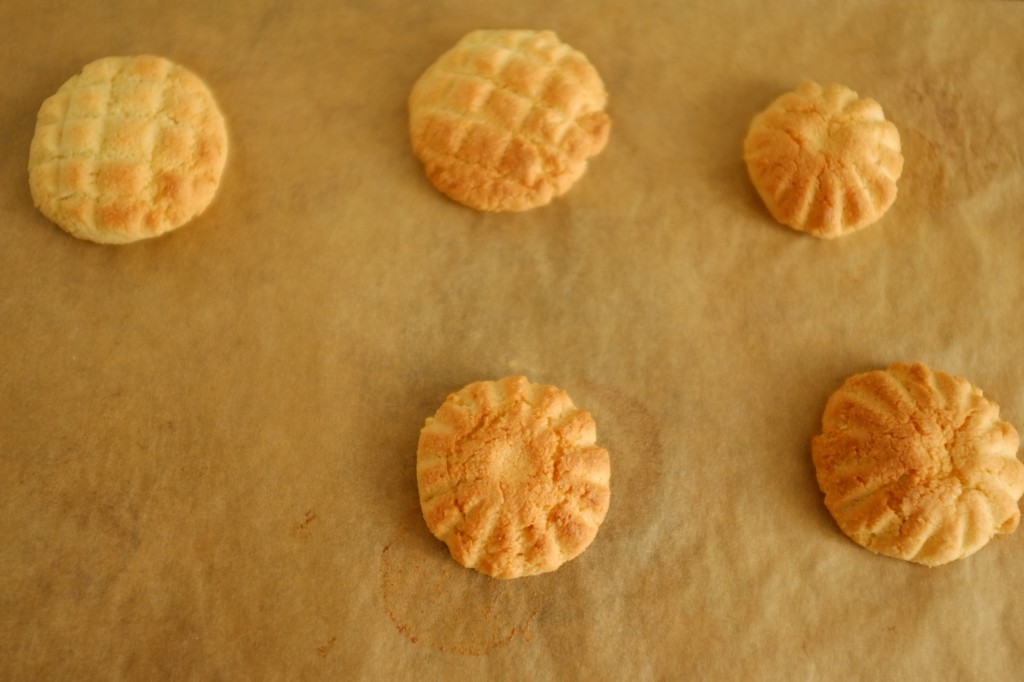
left=812, top=363, right=1024, bottom=566
left=408, top=29, right=611, bottom=212
left=28, top=55, right=228, bottom=244
left=416, top=376, right=611, bottom=578
left=744, top=81, right=903, bottom=238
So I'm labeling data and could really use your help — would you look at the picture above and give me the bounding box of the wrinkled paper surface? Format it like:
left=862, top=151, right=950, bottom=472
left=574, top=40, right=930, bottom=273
left=2, top=1, right=1023, bottom=679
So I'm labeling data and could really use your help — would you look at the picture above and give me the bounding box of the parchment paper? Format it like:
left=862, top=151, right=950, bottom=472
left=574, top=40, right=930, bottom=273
left=2, top=1, right=1023, bottom=679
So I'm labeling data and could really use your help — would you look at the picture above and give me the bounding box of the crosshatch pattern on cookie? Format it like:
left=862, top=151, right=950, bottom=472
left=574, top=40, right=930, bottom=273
left=409, top=30, right=611, bottom=211
left=29, top=55, right=228, bottom=244
left=744, top=82, right=903, bottom=238
left=812, top=363, right=1024, bottom=566
left=417, top=376, right=611, bottom=579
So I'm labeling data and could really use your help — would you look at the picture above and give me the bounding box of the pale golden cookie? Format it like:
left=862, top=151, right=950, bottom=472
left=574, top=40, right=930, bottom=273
left=408, top=29, right=611, bottom=212
left=812, top=363, right=1024, bottom=566
left=417, top=376, right=611, bottom=578
left=744, top=81, right=903, bottom=238
left=28, top=55, right=228, bottom=244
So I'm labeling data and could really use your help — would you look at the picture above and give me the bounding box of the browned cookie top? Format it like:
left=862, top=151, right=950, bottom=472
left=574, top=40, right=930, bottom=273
left=812, top=363, right=1024, bottom=566
left=29, top=55, right=228, bottom=244
left=744, top=82, right=903, bottom=238
left=417, top=376, right=611, bottom=578
left=409, top=30, right=610, bottom=212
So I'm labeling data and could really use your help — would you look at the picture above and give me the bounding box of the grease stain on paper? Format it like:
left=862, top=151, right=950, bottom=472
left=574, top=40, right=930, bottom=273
left=315, top=636, right=337, bottom=658
left=292, top=509, right=318, bottom=539
left=378, top=514, right=541, bottom=655
left=377, top=379, right=665, bottom=655
left=900, top=72, right=1013, bottom=208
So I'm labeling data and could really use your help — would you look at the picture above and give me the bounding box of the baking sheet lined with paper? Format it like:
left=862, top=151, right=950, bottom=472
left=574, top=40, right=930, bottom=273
left=2, top=1, right=1023, bottom=679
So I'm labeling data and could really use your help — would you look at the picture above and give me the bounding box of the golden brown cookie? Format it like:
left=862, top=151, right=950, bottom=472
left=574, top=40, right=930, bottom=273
left=744, top=81, right=903, bottom=238
left=812, top=363, right=1024, bottom=566
left=28, top=55, right=228, bottom=244
left=408, top=29, right=611, bottom=212
left=417, top=376, right=611, bottom=578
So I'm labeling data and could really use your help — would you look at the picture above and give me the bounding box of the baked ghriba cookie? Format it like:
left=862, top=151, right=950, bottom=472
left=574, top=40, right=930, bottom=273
left=408, top=30, right=611, bottom=212
left=417, top=376, right=611, bottom=578
left=812, top=363, right=1024, bottom=566
left=28, top=55, right=228, bottom=244
left=744, top=82, right=903, bottom=238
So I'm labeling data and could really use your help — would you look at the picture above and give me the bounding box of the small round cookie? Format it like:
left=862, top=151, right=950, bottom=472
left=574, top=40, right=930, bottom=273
left=744, top=81, right=903, bottom=238
left=417, top=376, right=611, bottom=578
left=812, top=363, right=1024, bottom=566
left=408, top=29, right=611, bottom=212
left=28, top=55, right=228, bottom=244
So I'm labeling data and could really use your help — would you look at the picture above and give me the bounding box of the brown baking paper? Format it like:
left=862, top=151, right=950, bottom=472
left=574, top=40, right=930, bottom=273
left=2, top=1, right=1024, bottom=679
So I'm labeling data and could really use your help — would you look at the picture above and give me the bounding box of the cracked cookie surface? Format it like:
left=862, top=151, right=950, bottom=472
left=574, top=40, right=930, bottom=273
left=28, top=55, right=228, bottom=244
left=812, top=363, right=1024, bottom=566
left=408, top=29, right=610, bottom=212
left=417, top=376, right=611, bottom=578
left=744, top=81, right=903, bottom=238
